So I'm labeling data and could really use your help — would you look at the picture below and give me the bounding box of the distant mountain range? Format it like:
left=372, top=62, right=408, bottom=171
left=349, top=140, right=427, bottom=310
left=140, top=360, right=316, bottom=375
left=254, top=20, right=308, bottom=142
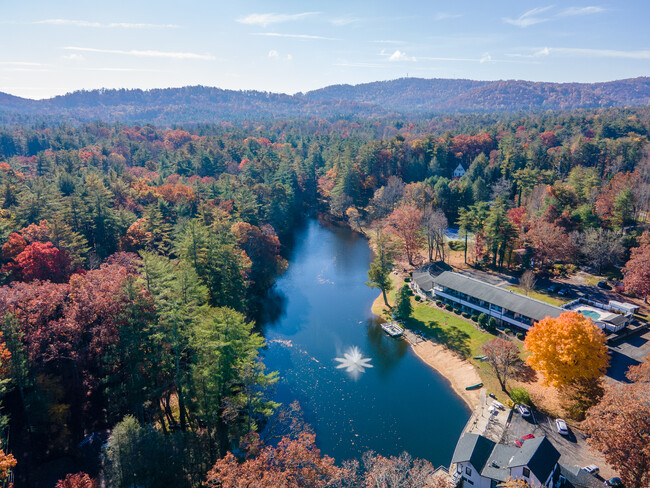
left=1, top=77, right=649, bottom=124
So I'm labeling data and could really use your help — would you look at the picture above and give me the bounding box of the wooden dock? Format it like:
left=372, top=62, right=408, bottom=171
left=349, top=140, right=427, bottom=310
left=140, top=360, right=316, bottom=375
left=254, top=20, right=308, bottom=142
left=402, top=329, right=426, bottom=345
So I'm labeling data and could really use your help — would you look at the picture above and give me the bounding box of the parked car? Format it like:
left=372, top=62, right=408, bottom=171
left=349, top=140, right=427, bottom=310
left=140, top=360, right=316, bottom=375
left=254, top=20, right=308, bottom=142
left=557, top=288, right=571, bottom=297
left=515, top=434, right=535, bottom=447
left=548, top=284, right=559, bottom=293
left=604, top=477, right=624, bottom=487
left=556, top=418, right=569, bottom=435
left=597, top=281, right=611, bottom=290
left=517, top=404, right=531, bottom=417
left=582, top=465, right=599, bottom=476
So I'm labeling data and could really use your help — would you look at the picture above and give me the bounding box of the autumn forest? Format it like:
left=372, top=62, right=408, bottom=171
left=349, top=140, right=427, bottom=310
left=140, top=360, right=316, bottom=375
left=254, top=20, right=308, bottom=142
left=0, top=104, right=649, bottom=486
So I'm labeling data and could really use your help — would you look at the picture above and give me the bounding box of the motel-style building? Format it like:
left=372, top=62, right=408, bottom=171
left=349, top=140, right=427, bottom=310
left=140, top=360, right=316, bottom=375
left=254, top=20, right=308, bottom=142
left=413, top=270, right=564, bottom=330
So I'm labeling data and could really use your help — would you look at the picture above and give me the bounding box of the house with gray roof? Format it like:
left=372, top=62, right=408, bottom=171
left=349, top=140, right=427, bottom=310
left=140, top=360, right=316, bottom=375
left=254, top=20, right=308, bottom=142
left=451, top=433, right=561, bottom=488
left=418, top=270, right=565, bottom=330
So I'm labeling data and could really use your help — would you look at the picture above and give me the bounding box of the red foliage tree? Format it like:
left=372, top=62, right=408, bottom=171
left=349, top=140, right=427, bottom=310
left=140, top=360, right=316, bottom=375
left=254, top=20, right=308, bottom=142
left=623, top=231, right=650, bottom=301
left=55, top=472, right=97, bottom=488
left=584, top=358, right=650, bottom=488
left=385, top=204, right=424, bottom=266
left=1, top=233, right=26, bottom=262
left=524, top=221, right=575, bottom=268
left=12, top=242, right=72, bottom=283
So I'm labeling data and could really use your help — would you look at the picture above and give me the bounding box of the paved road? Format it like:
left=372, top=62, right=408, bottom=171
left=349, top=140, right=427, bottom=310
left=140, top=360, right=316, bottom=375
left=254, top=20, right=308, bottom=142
left=505, top=407, right=616, bottom=481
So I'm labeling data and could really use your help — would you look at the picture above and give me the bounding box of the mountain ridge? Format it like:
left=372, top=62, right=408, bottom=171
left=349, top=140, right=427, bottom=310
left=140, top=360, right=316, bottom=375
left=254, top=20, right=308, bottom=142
left=1, top=76, right=648, bottom=124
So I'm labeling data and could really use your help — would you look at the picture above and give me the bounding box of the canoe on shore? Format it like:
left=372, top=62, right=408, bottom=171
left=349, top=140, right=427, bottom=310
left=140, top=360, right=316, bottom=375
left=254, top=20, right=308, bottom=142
left=465, top=382, right=483, bottom=390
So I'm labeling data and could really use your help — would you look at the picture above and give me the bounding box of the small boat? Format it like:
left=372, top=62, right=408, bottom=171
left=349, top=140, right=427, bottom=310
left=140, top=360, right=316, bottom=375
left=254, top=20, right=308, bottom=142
left=465, top=382, right=483, bottom=390
left=473, top=355, right=488, bottom=361
left=381, top=322, right=404, bottom=337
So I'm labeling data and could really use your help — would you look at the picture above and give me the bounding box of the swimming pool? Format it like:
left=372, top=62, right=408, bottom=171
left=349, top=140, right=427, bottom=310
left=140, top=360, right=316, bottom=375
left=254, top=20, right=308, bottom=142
left=579, top=310, right=601, bottom=320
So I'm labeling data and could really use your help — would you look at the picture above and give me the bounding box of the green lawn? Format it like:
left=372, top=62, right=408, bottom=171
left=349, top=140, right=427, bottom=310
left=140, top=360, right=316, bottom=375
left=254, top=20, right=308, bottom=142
left=505, top=286, right=565, bottom=306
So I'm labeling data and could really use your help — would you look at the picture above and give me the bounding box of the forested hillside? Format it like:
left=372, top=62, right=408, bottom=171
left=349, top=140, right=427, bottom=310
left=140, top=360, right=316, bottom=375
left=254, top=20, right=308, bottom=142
left=1, top=77, right=648, bottom=125
left=0, top=106, right=649, bottom=486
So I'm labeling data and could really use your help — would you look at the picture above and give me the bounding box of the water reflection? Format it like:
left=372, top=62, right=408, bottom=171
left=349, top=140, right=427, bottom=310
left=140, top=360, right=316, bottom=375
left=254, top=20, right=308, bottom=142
left=260, top=219, right=469, bottom=465
left=365, top=318, right=409, bottom=377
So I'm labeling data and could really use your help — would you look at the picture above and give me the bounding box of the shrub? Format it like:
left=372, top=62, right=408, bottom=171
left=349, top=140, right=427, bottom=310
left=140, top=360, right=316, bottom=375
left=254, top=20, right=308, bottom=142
left=486, top=317, right=497, bottom=332
left=510, top=387, right=531, bottom=406
left=478, top=313, right=488, bottom=327
left=414, top=295, right=421, bottom=302
left=516, top=332, right=525, bottom=340
left=453, top=308, right=461, bottom=314
left=436, top=301, right=442, bottom=307
left=471, top=315, right=478, bottom=322
left=448, top=240, right=466, bottom=251
left=462, top=312, right=470, bottom=318
left=404, top=277, right=411, bottom=283
left=445, top=304, right=453, bottom=311
left=504, top=328, right=512, bottom=335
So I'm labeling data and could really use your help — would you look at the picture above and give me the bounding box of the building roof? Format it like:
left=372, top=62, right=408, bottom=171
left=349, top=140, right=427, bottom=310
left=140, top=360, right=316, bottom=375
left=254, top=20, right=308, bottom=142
left=509, top=436, right=560, bottom=483
left=433, top=271, right=564, bottom=321
left=482, top=444, right=518, bottom=481
left=413, top=262, right=452, bottom=292
left=559, top=464, right=603, bottom=488
left=451, top=433, right=495, bottom=473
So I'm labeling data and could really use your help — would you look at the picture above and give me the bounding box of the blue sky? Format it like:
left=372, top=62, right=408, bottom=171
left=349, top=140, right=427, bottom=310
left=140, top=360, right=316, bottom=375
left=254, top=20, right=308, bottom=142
left=2, top=0, right=649, bottom=99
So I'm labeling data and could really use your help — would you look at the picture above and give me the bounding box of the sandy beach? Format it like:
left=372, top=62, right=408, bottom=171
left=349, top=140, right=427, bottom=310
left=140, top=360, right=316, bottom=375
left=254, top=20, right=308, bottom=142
left=410, top=340, right=482, bottom=409
left=371, top=292, right=482, bottom=410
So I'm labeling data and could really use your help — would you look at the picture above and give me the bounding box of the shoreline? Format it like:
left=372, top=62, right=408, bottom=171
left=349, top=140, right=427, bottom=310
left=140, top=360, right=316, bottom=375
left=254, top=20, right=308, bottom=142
left=371, top=292, right=482, bottom=410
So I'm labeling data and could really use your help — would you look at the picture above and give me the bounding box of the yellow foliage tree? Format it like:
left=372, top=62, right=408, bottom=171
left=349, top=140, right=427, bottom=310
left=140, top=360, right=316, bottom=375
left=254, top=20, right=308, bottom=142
left=524, top=311, right=609, bottom=388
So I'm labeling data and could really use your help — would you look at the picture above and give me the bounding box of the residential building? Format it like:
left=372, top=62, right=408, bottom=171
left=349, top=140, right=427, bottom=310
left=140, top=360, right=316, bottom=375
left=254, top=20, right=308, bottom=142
left=453, top=163, right=466, bottom=178
left=451, top=433, right=561, bottom=488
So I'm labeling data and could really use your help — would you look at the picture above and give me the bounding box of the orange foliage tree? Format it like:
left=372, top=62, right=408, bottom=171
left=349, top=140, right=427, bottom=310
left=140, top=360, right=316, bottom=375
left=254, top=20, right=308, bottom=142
left=524, top=311, right=609, bottom=389
left=206, top=433, right=349, bottom=488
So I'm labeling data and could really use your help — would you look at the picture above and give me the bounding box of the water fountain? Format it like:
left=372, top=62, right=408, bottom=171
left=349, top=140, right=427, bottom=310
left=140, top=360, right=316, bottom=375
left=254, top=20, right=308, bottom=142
left=334, top=346, right=373, bottom=380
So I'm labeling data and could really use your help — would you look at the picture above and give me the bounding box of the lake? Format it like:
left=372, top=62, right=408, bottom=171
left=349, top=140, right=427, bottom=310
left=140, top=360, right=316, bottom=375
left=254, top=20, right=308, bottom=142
left=260, top=218, right=470, bottom=466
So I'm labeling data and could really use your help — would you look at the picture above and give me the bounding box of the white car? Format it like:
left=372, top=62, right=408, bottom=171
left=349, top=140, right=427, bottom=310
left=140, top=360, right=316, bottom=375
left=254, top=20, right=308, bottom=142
left=556, top=418, right=569, bottom=435
left=582, top=465, right=599, bottom=476
left=517, top=404, right=531, bottom=417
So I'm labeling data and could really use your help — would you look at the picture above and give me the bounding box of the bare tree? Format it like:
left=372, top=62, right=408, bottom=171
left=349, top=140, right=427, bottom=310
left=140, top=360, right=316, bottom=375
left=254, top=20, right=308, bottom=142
left=519, top=270, right=537, bottom=296
left=574, top=228, right=625, bottom=274
left=369, top=176, right=405, bottom=219
left=422, top=207, right=448, bottom=263
left=482, top=338, right=521, bottom=392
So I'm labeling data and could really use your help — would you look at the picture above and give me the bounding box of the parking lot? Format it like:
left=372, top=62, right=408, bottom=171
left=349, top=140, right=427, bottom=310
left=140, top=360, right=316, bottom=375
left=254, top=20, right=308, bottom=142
left=503, top=406, right=616, bottom=482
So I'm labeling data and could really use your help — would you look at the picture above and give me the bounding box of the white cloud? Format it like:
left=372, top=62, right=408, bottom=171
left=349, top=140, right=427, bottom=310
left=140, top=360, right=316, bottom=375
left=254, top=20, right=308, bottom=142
left=331, top=16, right=362, bottom=26
left=253, top=32, right=338, bottom=40
left=34, top=19, right=179, bottom=28
left=480, top=52, right=493, bottom=63
left=503, top=6, right=553, bottom=27
left=62, top=53, right=85, bottom=61
left=237, top=12, right=318, bottom=27
left=372, top=40, right=406, bottom=45
left=268, top=50, right=292, bottom=61
left=387, top=50, right=416, bottom=62
left=558, top=6, right=605, bottom=16
left=434, top=13, right=462, bottom=21
left=63, top=47, right=216, bottom=60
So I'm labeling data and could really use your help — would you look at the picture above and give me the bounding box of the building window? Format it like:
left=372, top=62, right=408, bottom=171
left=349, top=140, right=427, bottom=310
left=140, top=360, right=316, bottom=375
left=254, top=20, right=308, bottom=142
left=523, top=467, right=530, bottom=478
left=465, top=467, right=472, bottom=476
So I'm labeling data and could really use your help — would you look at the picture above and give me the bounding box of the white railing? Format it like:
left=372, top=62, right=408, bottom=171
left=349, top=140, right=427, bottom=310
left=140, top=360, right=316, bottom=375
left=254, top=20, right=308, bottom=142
left=433, top=290, right=532, bottom=330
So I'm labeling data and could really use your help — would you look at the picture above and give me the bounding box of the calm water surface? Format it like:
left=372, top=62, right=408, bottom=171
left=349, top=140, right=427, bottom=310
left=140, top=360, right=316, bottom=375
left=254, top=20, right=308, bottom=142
left=260, top=218, right=469, bottom=466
